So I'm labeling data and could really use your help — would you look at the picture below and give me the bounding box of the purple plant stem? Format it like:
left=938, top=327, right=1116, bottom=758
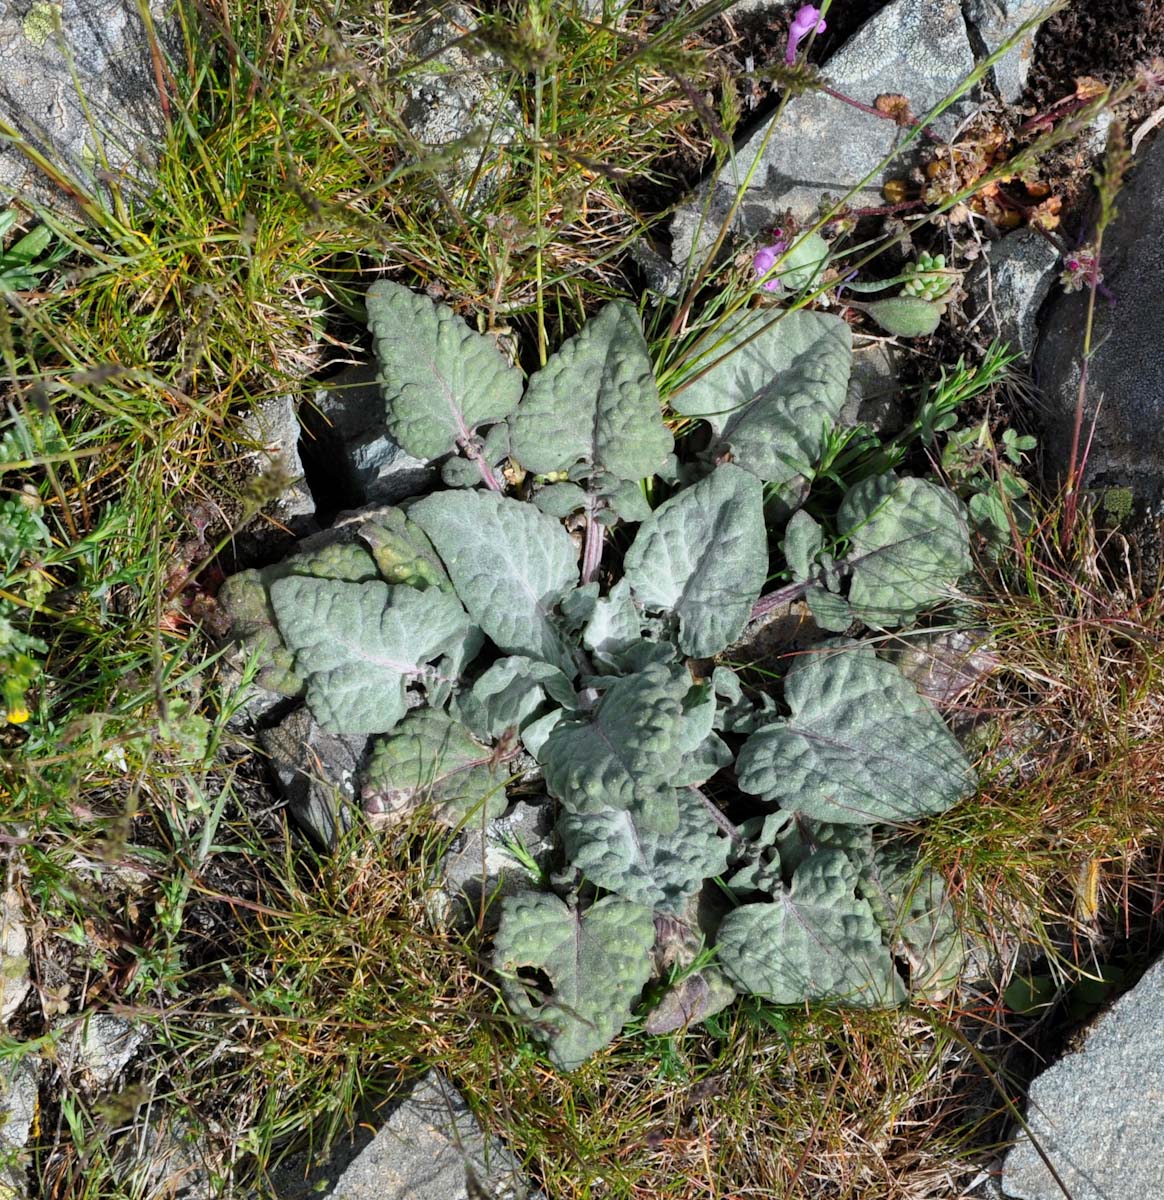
left=750, top=579, right=811, bottom=621
left=580, top=504, right=604, bottom=585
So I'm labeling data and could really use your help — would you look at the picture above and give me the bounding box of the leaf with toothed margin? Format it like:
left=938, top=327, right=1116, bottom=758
left=623, top=464, right=767, bottom=657
left=494, top=891, right=655, bottom=1071
left=269, top=576, right=472, bottom=734
left=715, top=849, right=906, bottom=1007
left=509, top=301, right=673, bottom=483
left=366, top=280, right=523, bottom=460
left=410, top=489, right=579, bottom=675
left=735, top=645, right=974, bottom=824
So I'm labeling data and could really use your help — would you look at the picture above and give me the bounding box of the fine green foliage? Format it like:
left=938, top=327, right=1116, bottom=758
left=218, top=281, right=979, bottom=1070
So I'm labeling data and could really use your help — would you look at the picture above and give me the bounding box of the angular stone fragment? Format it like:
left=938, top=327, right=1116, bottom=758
left=0, top=1, right=177, bottom=209
left=963, top=0, right=1047, bottom=103
left=671, top=0, right=976, bottom=263
left=1002, top=954, right=1164, bottom=1200
left=967, top=228, right=1059, bottom=360
left=0, top=889, right=30, bottom=1026
left=0, top=1057, right=37, bottom=1198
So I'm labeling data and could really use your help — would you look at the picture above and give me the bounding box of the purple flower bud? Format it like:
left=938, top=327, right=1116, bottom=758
left=785, top=4, right=826, bottom=64
left=753, top=235, right=788, bottom=292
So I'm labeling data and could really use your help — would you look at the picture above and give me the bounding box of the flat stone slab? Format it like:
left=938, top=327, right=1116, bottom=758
left=671, top=0, right=975, bottom=263
left=1002, top=954, right=1164, bottom=1199
left=271, top=1071, right=533, bottom=1200
left=0, top=0, right=174, bottom=209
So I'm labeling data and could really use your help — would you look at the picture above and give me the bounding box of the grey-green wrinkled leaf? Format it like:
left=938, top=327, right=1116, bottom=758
left=539, top=663, right=691, bottom=824
left=670, top=310, right=851, bottom=505
left=838, top=475, right=971, bottom=627
left=645, top=966, right=737, bottom=1034
left=560, top=787, right=730, bottom=912
left=362, top=709, right=507, bottom=827
left=411, top=489, right=579, bottom=673
left=859, top=296, right=943, bottom=338
left=779, top=232, right=830, bottom=291
left=736, top=646, right=974, bottom=824
left=510, top=301, right=673, bottom=482
left=624, top=465, right=767, bottom=657
left=358, top=510, right=451, bottom=592
left=601, top=477, right=653, bottom=524
left=440, top=454, right=498, bottom=489
left=532, top=482, right=588, bottom=518
left=783, top=509, right=824, bottom=582
left=716, top=849, right=905, bottom=1006
left=270, top=577, right=472, bottom=734
left=854, top=843, right=964, bottom=1000
left=582, top=579, right=642, bottom=668
left=494, top=892, right=655, bottom=1070
left=805, top=586, right=853, bottom=633
left=366, top=280, right=523, bottom=459
left=456, top=656, right=575, bottom=741
left=519, top=706, right=565, bottom=758
left=219, top=543, right=380, bottom=697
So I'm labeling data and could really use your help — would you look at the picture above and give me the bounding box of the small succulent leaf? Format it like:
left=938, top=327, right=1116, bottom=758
left=494, top=892, right=656, bottom=1071
left=805, top=585, right=854, bottom=632
left=532, top=482, right=588, bottom=518
left=779, top=232, right=830, bottom=291
left=362, top=709, right=507, bottom=827
left=411, top=489, right=579, bottom=673
left=783, top=510, right=824, bottom=582
left=218, top=544, right=380, bottom=696
left=358, top=510, right=452, bottom=592
left=624, top=464, right=767, bottom=657
left=715, top=849, right=906, bottom=1006
left=456, top=656, right=575, bottom=741
left=366, top=280, right=523, bottom=460
left=582, top=578, right=642, bottom=667
left=539, top=663, right=689, bottom=822
left=860, top=296, right=943, bottom=338
left=269, top=576, right=471, bottom=734
left=838, top=475, right=971, bottom=626
left=736, top=646, right=974, bottom=824
left=510, top=301, right=673, bottom=482
left=560, top=787, right=730, bottom=912
left=855, top=843, right=964, bottom=1000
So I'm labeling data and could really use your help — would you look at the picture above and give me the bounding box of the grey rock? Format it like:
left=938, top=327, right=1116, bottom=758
left=437, top=799, right=554, bottom=928
left=963, top=0, right=1047, bottom=102
left=1034, top=134, right=1164, bottom=571
left=1002, top=954, right=1164, bottom=1200
left=114, top=1112, right=215, bottom=1200
left=303, top=364, right=434, bottom=508
left=260, top=706, right=369, bottom=849
left=0, top=0, right=175, bottom=210
left=270, top=1070, right=535, bottom=1200
left=240, top=395, right=315, bottom=528
left=1, top=888, right=30, bottom=1025
left=672, top=0, right=976, bottom=264
left=398, top=6, right=521, bottom=206
left=71, top=1012, right=145, bottom=1086
left=841, top=338, right=905, bottom=433
left=0, top=1058, right=38, bottom=1198
left=884, top=628, right=997, bottom=708
left=967, top=229, right=1059, bottom=360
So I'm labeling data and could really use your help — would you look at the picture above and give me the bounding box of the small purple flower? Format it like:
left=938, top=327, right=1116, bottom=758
left=785, top=4, right=826, bottom=64
left=753, top=233, right=788, bottom=292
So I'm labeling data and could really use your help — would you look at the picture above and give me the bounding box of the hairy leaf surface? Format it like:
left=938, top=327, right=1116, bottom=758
left=366, top=280, right=522, bottom=459
left=411, top=489, right=578, bottom=673
left=456, top=655, right=575, bottom=741
left=269, top=576, right=472, bottom=733
left=510, top=301, right=673, bottom=482
left=715, top=849, right=905, bottom=1006
left=560, top=787, right=730, bottom=912
left=623, top=465, right=766, bottom=657
left=363, top=709, right=507, bottom=827
left=838, top=475, right=971, bottom=626
left=736, top=647, right=974, bottom=824
left=494, top=892, right=655, bottom=1070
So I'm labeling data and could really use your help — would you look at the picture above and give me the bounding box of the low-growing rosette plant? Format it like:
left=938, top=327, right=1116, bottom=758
left=219, top=281, right=978, bottom=1070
